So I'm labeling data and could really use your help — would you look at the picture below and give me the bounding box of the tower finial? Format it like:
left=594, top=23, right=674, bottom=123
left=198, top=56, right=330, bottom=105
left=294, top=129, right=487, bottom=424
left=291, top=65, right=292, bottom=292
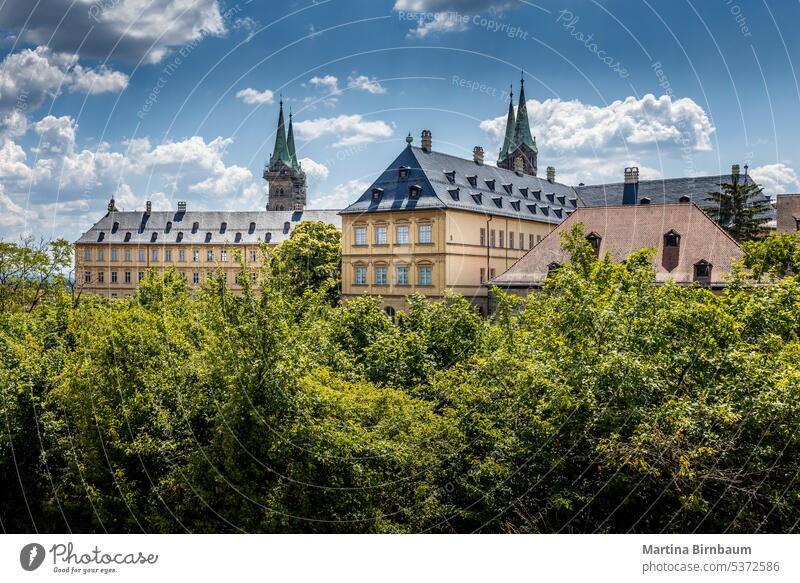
left=520, top=70, right=524, bottom=85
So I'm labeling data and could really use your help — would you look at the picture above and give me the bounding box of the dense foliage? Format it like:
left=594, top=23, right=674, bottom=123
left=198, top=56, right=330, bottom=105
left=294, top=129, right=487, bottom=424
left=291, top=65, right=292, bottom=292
left=705, top=179, right=771, bottom=241
left=2, top=225, right=800, bottom=533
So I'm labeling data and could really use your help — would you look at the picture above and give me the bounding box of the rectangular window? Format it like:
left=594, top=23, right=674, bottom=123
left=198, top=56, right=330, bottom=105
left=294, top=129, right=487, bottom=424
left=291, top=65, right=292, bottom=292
left=480, top=267, right=485, bottom=283
left=519, top=232, right=524, bottom=250
left=375, top=266, right=387, bottom=285
left=193, top=249, right=199, bottom=262
left=397, top=265, right=409, bottom=285
left=480, top=228, right=486, bottom=247
left=151, top=249, right=158, bottom=262
left=138, top=249, right=145, bottom=262
left=193, top=272, right=200, bottom=284
left=221, top=250, right=228, bottom=262
left=419, top=266, right=432, bottom=286
left=165, top=249, right=172, bottom=262
left=111, top=249, right=118, bottom=261
left=83, top=271, right=91, bottom=283
left=206, top=250, right=214, bottom=262
left=250, top=250, right=257, bottom=262
left=499, top=230, right=504, bottom=248
left=355, top=266, right=367, bottom=285
left=179, top=249, right=186, bottom=262
left=537, top=235, right=543, bottom=244
left=418, top=224, right=432, bottom=244
left=509, top=232, right=514, bottom=249
left=396, top=225, right=409, bottom=244
left=98, top=248, right=105, bottom=261
left=83, top=248, right=91, bottom=261
left=98, top=271, right=105, bottom=283
left=354, top=226, right=367, bottom=246
left=490, top=268, right=496, bottom=279
left=111, top=271, right=117, bottom=283
left=490, top=230, right=496, bottom=247
left=251, top=272, right=257, bottom=283
left=124, top=271, right=131, bottom=283
left=138, top=271, right=144, bottom=282
left=124, top=249, right=131, bottom=262
left=375, top=225, right=388, bottom=245
left=529, top=234, right=535, bottom=249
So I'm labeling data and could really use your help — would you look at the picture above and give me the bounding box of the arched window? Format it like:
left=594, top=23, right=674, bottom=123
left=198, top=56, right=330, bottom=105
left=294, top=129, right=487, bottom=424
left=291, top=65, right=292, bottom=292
left=586, top=232, right=601, bottom=256
left=283, top=221, right=291, bottom=233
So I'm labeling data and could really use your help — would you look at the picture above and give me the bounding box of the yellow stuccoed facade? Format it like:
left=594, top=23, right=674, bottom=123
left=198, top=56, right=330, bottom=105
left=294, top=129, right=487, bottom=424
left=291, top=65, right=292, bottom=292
left=341, top=208, right=554, bottom=314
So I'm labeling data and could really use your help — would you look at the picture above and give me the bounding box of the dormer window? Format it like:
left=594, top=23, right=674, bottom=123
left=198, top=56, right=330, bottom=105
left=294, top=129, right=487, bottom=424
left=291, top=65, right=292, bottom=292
left=372, top=187, right=384, bottom=200
left=553, top=208, right=563, bottom=218
left=398, top=165, right=409, bottom=179
left=527, top=204, right=537, bottom=214
left=151, top=232, right=158, bottom=242
left=664, top=231, right=680, bottom=248
left=532, top=190, right=542, bottom=200
left=112, top=221, right=119, bottom=233
left=557, top=195, right=566, bottom=205
left=547, top=262, right=561, bottom=276
left=546, top=193, right=555, bottom=203
left=265, top=232, right=272, bottom=243
left=235, top=232, right=242, bottom=243
left=97, top=232, right=105, bottom=242
left=694, top=260, right=712, bottom=283
left=492, top=196, right=502, bottom=208
left=124, top=232, right=131, bottom=242
left=502, top=183, right=513, bottom=194
left=539, top=206, right=549, bottom=216
left=192, top=222, right=199, bottom=233
left=249, top=222, right=256, bottom=234
left=485, top=179, right=496, bottom=191
left=283, top=221, right=291, bottom=233
left=471, top=193, right=483, bottom=205
left=409, top=184, right=421, bottom=198
left=467, top=175, right=478, bottom=188
left=176, top=231, right=183, bottom=242
left=165, top=221, right=172, bottom=233
left=586, top=232, right=601, bottom=255
left=519, top=187, right=529, bottom=198
left=220, top=222, right=227, bottom=233
left=510, top=200, right=521, bottom=211
left=662, top=230, right=681, bottom=272
left=569, top=198, right=578, bottom=207
left=448, top=188, right=460, bottom=201
left=679, top=195, right=691, bottom=203
left=640, top=197, right=651, bottom=205
left=444, top=171, right=456, bottom=184
left=205, top=232, right=212, bottom=243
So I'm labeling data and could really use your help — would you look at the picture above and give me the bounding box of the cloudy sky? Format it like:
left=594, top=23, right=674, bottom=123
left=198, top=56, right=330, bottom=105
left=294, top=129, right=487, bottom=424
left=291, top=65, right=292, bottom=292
left=1, top=0, right=799, bottom=241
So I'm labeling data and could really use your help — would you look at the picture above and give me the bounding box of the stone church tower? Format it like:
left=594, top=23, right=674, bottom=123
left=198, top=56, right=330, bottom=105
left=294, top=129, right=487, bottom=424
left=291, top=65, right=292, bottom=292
left=497, top=77, right=538, bottom=177
left=264, top=99, right=307, bottom=211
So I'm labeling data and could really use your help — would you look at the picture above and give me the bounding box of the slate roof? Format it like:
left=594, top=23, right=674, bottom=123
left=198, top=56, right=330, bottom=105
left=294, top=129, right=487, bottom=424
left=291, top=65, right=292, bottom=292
left=575, top=173, right=775, bottom=220
left=340, top=145, right=578, bottom=224
left=491, top=203, right=743, bottom=288
left=75, top=209, right=341, bottom=245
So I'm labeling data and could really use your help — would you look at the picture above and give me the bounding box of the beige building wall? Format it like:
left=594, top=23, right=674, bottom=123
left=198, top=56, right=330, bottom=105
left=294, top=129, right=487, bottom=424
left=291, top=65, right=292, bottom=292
left=75, top=242, right=266, bottom=298
left=776, top=194, right=800, bottom=233
left=341, top=209, right=555, bottom=313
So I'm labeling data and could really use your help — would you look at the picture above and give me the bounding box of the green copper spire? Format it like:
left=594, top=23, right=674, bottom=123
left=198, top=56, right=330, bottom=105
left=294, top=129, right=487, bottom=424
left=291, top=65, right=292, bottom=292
left=269, top=98, right=291, bottom=168
left=287, top=108, right=299, bottom=169
left=513, top=74, right=537, bottom=152
left=499, top=86, right=517, bottom=162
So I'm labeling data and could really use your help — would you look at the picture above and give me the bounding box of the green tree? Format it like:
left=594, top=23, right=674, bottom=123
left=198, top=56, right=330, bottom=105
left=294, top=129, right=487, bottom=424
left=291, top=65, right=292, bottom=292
left=270, top=221, right=341, bottom=303
left=705, top=179, right=771, bottom=242
left=0, top=238, right=72, bottom=313
left=740, top=231, right=800, bottom=279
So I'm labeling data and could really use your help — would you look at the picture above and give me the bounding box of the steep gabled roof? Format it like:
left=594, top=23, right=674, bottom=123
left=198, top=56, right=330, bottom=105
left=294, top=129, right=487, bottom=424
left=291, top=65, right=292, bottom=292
left=499, top=90, right=517, bottom=161
left=512, top=78, right=536, bottom=152
left=269, top=100, right=292, bottom=169
left=340, top=145, right=578, bottom=224
left=491, top=203, right=743, bottom=288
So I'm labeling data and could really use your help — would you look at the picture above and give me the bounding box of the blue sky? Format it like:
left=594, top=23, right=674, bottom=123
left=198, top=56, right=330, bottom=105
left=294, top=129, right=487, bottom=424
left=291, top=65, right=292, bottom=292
left=1, top=0, right=799, bottom=241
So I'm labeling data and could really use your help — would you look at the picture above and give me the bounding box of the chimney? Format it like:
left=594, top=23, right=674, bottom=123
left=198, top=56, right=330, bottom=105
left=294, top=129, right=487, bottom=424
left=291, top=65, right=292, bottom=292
left=473, top=146, right=484, bottom=165
left=732, top=164, right=740, bottom=182
left=421, top=129, right=432, bottom=153
left=177, top=201, right=187, bottom=213
left=546, top=166, right=556, bottom=182
left=514, top=156, right=524, bottom=173
left=623, top=166, right=639, bottom=205
left=146, top=200, right=152, bottom=214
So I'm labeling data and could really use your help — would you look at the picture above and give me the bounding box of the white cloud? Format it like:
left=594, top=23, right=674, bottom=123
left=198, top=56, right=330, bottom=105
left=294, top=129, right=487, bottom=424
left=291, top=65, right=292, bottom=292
left=69, top=64, right=129, bottom=94
left=299, top=157, right=329, bottom=181
left=293, top=114, right=393, bottom=147
left=236, top=88, right=275, bottom=105
left=395, top=0, right=516, bottom=37
left=406, top=12, right=469, bottom=38
left=749, top=163, right=800, bottom=197
left=309, top=75, right=340, bottom=94
left=481, top=94, right=715, bottom=156
left=311, top=179, right=369, bottom=209
left=0, top=0, right=226, bottom=64
left=347, top=75, right=387, bottom=95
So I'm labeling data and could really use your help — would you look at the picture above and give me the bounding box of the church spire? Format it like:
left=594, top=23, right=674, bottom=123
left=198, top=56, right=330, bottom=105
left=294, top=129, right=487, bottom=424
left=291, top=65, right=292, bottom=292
left=499, top=86, right=516, bottom=162
left=287, top=107, right=299, bottom=169
left=269, top=97, right=291, bottom=168
left=513, top=73, right=536, bottom=152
